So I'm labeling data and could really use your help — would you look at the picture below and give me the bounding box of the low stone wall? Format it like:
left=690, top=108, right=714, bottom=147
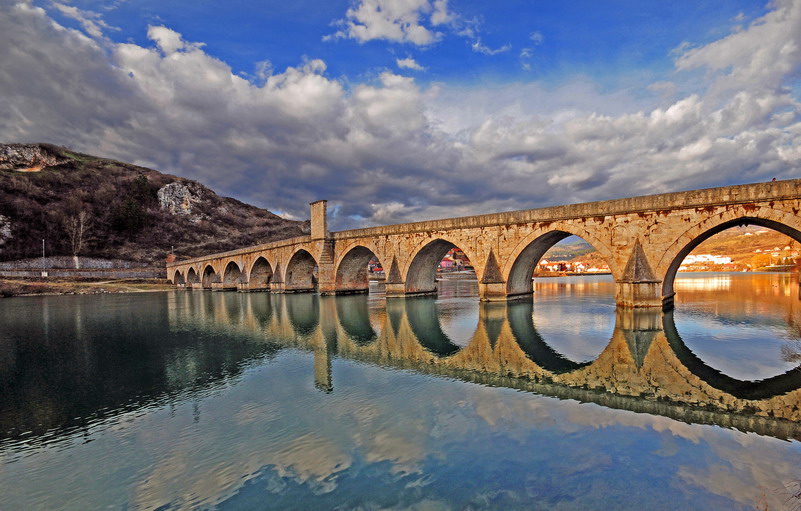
left=0, top=256, right=153, bottom=270
left=0, top=268, right=166, bottom=279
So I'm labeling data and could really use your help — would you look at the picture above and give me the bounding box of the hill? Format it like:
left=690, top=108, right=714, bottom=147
left=679, top=226, right=799, bottom=270
left=0, top=143, right=307, bottom=265
left=553, top=227, right=799, bottom=272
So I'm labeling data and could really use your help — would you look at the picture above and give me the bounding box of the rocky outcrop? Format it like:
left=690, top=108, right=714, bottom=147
left=0, top=215, right=11, bottom=248
left=157, top=182, right=203, bottom=217
left=0, top=143, right=68, bottom=172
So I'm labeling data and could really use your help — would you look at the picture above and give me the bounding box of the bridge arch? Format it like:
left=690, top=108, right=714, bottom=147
left=285, top=248, right=318, bottom=292
left=223, top=261, right=244, bottom=286
left=249, top=256, right=274, bottom=288
left=503, top=225, right=616, bottom=297
left=404, top=238, right=478, bottom=295
left=658, top=207, right=801, bottom=298
left=172, top=269, right=185, bottom=285
left=335, top=243, right=384, bottom=294
left=186, top=267, right=200, bottom=284
left=202, top=264, right=220, bottom=288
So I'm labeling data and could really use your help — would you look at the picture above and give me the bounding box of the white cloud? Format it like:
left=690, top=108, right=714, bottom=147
left=430, top=0, right=453, bottom=26
left=471, top=38, right=511, bottom=55
left=252, top=59, right=273, bottom=84
left=674, top=0, right=801, bottom=101
left=51, top=2, right=117, bottom=39
left=519, top=31, right=544, bottom=70
left=146, top=25, right=205, bottom=55
left=396, top=57, right=424, bottom=70
left=351, top=72, right=428, bottom=135
left=329, top=0, right=509, bottom=62
left=327, top=0, right=453, bottom=46
left=519, top=50, right=533, bottom=69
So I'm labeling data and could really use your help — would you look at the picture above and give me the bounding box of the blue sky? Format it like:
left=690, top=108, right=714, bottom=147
left=49, top=0, right=767, bottom=87
left=1, top=0, right=800, bottom=227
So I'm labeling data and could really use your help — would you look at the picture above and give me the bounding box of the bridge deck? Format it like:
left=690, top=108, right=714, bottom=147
left=169, top=179, right=801, bottom=268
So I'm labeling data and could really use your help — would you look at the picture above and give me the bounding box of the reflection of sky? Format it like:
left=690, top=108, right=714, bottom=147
left=435, top=296, right=479, bottom=347
left=674, top=274, right=732, bottom=291
left=527, top=273, right=801, bottom=380
left=674, top=273, right=801, bottom=380
left=5, top=275, right=801, bottom=509
left=5, top=348, right=801, bottom=510
left=530, top=276, right=617, bottom=362
left=673, top=309, right=798, bottom=380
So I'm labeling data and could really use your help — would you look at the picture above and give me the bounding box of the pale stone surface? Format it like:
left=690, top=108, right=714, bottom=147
left=309, top=200, right=328, bottom=240
left=0, top=215, right=11, bottom=248
left=166, top=178, right=801, bottom=307
left=157, top=182, right=203, bottom=218
left=0, top=143, right=67, bottom=171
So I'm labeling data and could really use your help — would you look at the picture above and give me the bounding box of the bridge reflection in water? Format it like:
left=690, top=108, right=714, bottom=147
left=167, top=290, right=801, bottom=440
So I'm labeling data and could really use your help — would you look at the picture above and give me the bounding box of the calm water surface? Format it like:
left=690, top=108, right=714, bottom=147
left=2, top=273, right=801, bottom=510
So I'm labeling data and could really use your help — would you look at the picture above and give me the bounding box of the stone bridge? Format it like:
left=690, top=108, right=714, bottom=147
left=166, top=179, right=801, bottom=308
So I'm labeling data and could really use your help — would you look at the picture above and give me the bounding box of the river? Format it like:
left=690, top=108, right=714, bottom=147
left=2, top=273, right=801, bottom=510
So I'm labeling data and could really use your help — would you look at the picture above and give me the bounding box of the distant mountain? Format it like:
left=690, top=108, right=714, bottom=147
left=0, top=143, right=308, bottom=264
left=540, top=236, right=594, bottom=261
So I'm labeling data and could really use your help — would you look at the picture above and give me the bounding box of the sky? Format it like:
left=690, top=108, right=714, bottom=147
left=1, top=0, right=800, bottom=229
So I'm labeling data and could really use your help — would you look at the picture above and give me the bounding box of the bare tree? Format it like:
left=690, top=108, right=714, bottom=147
left=64, top=209, right=90, bottom=268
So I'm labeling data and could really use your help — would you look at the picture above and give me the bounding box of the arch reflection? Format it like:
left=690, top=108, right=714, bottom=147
left=404, top=298, right=463, bottom=357
left=506, top=300, right=593, bottom=374
left=663, top=310, right=801, bottom=400
left=286, top=293, right=320, bottom=336
left=336, top=294, right=377, bottom=346
left=530, top=275, right=616, bottom=363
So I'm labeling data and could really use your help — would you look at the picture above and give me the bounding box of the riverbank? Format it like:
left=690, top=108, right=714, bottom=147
left=0, top=277, right=174, bottom=297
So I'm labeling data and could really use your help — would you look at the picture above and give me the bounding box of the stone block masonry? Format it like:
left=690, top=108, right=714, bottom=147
left=167, top=179, right=801, bottom=308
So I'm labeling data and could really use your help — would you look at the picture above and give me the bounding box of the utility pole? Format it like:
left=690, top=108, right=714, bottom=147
left=41, top=239, right=47, bottom=278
